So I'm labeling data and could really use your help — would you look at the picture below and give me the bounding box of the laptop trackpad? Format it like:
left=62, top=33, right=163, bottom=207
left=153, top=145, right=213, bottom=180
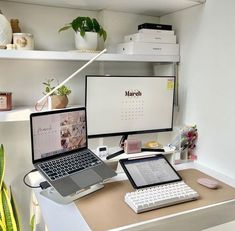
left=70, top=169, right=102, bottom=188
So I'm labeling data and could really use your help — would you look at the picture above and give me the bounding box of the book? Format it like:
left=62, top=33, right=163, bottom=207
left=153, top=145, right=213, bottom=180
left=124, top=33, right=176, bottom=44
left=138, top=23, right=172, bottom=31
left=138, top=28, right=174, bottom=35
left=116, top=41, right=179, bottom=55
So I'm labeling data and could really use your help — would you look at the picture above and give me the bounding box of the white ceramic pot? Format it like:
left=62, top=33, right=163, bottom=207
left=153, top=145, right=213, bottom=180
left=0, top=11, right=12, bottom=46
left=74, top=31, right=98, bottom=51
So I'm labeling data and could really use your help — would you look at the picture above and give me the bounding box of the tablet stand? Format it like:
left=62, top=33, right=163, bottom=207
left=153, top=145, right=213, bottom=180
left=40, top=183, right=104, bottom=204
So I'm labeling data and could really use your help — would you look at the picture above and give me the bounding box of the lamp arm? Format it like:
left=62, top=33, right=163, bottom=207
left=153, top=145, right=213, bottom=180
left=37, top=48, right=107, bottom=104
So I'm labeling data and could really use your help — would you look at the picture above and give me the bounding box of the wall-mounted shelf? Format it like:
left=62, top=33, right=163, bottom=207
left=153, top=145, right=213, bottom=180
left=0, top=105, right=80, bottom=122
left=0, top=107, right=35, bottom=122
left=0, top=50, right=180, bottom=63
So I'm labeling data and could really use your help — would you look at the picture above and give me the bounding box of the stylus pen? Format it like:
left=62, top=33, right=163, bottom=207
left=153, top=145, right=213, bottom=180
left=106, top=150, right=124, bottom=160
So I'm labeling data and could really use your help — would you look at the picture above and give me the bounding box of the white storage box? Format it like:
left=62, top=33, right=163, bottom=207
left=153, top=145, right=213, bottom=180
left=138, top=28, right=174, bottom=35
left=116, top=42, right=179, bottom=55
left=124, top=33, right=176, bottom=44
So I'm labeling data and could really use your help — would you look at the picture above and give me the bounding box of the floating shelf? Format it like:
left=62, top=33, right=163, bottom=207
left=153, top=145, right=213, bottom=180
left=0, top=107, right=35, bottom=122
left=0, top=105, right=81, bottom=122
left=0, top=50, right=180, bottom=63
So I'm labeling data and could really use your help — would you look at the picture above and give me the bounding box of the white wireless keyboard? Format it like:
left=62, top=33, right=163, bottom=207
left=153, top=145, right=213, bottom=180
left=125, top=181, right=199, bottom=213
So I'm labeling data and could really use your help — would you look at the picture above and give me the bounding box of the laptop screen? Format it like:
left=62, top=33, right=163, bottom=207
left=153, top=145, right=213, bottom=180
left=30, top=107, right=87, bottom=163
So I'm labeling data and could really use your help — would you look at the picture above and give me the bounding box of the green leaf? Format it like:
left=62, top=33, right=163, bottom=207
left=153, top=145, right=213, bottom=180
left=100, top=28, right=107, bottom=41
left=0, top=145, right=5, bottom=190
left=2, top=187, right=17, bottom=231
left=80, top=28, right=85, bottom=37
left=0, top=190, right=6, bottom=230
left=103, top=30, right=107, bottom=41
left=29, top=215, right=35, bottom=231
left=10, top=187, right=21, bottom=231
left=85, top=17, right=93, bottom=31
left=0, top=220, right=6, bottom=231
left=92, top=18, right=100, bottom=33
left=58, top=24, right=72, bottom=33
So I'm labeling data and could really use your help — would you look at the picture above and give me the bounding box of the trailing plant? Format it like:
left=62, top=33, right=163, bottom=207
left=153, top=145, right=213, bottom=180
left=43, top=79, right=71, bottom=96
left=0, top=144, right=21, bottom=231
left=59, top=16, right=107, bottom=41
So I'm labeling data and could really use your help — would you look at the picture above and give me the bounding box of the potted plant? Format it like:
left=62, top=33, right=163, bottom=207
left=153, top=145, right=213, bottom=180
left=43, top=78, right=71, bottom=109
left=59, top=16, right=107, bottom=51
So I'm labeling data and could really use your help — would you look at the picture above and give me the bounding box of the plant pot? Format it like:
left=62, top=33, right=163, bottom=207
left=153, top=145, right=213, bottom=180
left=74, top=31, right=98, bottom=51
left=48, top=95, right=68, bottom=109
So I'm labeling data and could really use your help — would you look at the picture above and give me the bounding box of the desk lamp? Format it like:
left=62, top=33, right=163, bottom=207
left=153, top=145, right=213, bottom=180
left=35, top=48, right=107, bottom=110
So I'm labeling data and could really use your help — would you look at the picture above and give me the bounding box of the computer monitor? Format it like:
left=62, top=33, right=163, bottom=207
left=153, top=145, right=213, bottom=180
left=85, top=75, right=175, bottom=139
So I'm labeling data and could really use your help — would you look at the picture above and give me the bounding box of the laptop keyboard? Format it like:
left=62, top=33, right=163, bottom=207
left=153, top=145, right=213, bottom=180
left=38, top=150, right=102, bottom=181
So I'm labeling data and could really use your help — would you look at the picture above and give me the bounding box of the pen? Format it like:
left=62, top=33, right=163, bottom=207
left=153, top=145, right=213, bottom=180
left=141, top=148, right=165, bottom=152
left=106, top=150, right=124, bottom=160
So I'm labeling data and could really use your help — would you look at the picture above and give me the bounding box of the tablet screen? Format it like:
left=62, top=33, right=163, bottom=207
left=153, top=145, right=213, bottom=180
left=119, top=155, right=181, bottom=189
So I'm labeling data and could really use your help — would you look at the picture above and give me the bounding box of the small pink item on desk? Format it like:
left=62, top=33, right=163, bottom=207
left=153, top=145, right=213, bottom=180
left=197, top=178, right=219, bottom=189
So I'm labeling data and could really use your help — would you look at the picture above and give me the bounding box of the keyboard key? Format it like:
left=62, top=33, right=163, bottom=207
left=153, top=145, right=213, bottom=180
left=39, top=150, right=101, bottom=181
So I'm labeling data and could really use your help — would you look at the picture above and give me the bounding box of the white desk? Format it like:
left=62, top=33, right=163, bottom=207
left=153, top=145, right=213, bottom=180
left=29, top=162, right=235, bottom=231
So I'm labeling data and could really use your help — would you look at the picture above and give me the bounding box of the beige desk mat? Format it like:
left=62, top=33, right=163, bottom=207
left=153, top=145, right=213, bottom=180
left=75, top=169, right=235, bottom=231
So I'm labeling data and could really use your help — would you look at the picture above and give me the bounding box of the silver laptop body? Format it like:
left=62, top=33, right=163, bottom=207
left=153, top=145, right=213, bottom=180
left=30, top=107, right=116, bottom=197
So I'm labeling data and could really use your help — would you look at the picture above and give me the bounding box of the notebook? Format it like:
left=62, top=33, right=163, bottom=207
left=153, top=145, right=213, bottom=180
left=30, top=107, right=117, bottom=197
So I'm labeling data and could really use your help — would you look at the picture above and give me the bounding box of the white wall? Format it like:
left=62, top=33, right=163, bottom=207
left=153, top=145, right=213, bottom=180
left=161, top=0, right=235, bottom=179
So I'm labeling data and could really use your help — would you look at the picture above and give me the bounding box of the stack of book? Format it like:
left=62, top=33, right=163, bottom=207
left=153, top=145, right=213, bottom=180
left=116, top=23, right=179, bottom=56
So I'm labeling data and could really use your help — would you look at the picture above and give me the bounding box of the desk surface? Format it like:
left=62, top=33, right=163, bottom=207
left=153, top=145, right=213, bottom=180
left=29, top=162, right=235, bottom=231
left=75, top=169, right=235, bottom=231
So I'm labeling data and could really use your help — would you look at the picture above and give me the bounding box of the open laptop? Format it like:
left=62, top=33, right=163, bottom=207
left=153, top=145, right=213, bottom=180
left=30, top=107, right=117, bottom=197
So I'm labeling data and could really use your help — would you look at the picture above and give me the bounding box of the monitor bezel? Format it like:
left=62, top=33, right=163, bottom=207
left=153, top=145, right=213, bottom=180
left=85, top=75, right=175, bottom=139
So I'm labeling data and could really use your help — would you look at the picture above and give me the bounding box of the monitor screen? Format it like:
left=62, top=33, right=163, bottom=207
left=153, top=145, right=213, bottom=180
left=85, top=75, right=175, bottom=138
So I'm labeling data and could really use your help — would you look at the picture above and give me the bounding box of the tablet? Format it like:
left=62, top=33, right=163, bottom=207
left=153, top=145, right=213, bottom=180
left=119, top=154, right=182, bottom=189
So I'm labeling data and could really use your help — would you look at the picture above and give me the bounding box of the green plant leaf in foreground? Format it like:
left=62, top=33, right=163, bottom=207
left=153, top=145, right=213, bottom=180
left=0, top=220, right=6, bottom=231
left=0, top=188, right=6, bottom=230
left=2, top=187, right=17, bottom=231
left=0, top=145, right=5, bottom=190
left=30, top=215, right=35, bottom=231
left=10, top=187, right=21, bottom=231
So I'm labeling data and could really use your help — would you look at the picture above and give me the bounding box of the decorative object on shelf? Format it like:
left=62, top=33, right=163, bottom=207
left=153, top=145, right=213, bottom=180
left=43, top=78, right=71, bottom=109
left=0, top=144, right=21, bottom=231
left=10, top=19, right=21, bottom=33
left=168, top=125, right=198, bottom=162
left=0, top=92, right=12, bottom=111
left=6, top=44, right=17, bottom=50
left=13, top=33, right=34, bottom=50
left=0, top=10, right=12, bottom=47
left=59, top=17, right=107, bottom=51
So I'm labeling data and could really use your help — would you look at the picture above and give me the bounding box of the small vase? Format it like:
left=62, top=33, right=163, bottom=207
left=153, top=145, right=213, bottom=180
left=0, top=10, right=12, bottom=46
left=48, top=95, right=68, bottom=110
left=74, top=31, right=98, bottom=51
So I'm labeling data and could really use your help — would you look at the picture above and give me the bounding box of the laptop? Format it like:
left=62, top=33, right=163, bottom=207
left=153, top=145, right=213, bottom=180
left=30, top=107, right=117, bottom=197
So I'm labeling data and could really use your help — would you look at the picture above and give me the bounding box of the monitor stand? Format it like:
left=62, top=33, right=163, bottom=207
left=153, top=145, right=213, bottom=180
left=40, top=183, right=104, bottom=204
left=106, top=135, right=165, bottom=160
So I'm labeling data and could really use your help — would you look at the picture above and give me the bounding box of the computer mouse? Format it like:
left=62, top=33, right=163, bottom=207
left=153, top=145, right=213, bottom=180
left=197, top=178, right=219, bottom=189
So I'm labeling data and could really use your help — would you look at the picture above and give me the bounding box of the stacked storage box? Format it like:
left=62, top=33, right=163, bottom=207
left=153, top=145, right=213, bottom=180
left=116, top=23, right=179, bottom=55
